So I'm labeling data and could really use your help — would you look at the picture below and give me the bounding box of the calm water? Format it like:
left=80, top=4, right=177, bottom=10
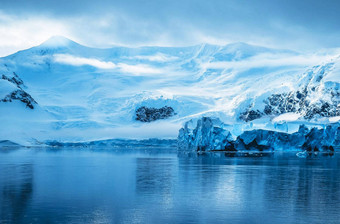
left=0, top=147, right=339, bottom=224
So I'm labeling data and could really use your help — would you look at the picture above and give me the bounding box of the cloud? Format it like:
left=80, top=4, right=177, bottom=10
left=0, top=12, right=70, bottom=56
left=202, top=53, right=336, bottom=70
left=1, top=0, right=340, bottom=56
left=54, top=54, right=116, bottom=69
left=54, top=54, right=163, bottom=74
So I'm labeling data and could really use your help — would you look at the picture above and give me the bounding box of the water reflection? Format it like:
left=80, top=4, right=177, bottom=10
left=0, top=148, right=339, bottom=224
left=0, top=164, right=33, bottom=223
left=136, top=157, right=174, bottom=194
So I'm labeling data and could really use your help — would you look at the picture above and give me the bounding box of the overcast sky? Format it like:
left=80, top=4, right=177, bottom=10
left=0, top=0, right=340, bottom=56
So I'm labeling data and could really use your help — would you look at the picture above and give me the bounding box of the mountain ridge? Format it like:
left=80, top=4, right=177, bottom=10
left=0, top=36, right=339, bottom=145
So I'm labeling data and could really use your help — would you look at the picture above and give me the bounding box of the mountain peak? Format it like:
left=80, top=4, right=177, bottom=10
left=39, top=36, right=77, bottom=48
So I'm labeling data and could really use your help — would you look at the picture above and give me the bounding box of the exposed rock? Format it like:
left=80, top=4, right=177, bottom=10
left=239, top=109, right=263, bottom=122
left=1, top=90, right=37, bottom=109
left=240, top=87, right=339, bottom=121
left=1, top=72, right=24, bottom=88
left=135, top=106, right=175, bottom=122
left=1, top=72, right=37, bottom=109
left=239, top=62, right=340, bottom=122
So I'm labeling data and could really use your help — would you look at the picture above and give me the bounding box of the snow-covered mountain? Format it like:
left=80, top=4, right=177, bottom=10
left=0, top=36, right=339, bottom=145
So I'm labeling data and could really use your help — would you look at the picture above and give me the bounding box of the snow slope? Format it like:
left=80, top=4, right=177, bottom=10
left=0, top=36, right=339, bottom=145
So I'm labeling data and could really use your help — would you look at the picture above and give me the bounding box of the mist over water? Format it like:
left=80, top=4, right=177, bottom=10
left=0, top=147, right=339, bottom=224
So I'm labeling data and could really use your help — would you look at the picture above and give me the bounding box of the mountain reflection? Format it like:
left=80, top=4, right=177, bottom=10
left=0, top=149, right=339, bottom=224
left=0, top=164, right=33, bottom=223
left=135, top=157, right=175, bottom=194
left=174, top=153, right=340, bottom=223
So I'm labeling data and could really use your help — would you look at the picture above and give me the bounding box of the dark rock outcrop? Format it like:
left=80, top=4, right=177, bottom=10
left=239, top=109, right=263, bottom=122
left=240, top=87, right=339, bottom=122
left=1, top=72, right=24, bottom=88
left=1, top=90, right=37, bottom=109
left=135, top=106, right=175, bottom=122
left=239, top=62, right=340, bottom=122
left=1, top=72, right=37, bottom=109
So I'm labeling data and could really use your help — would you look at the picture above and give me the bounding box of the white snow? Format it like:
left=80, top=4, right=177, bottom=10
left=272, top=113, right=301, bottom=123
left=0, top=37, right=339, bottom=145
left=329, top=116, right=340, bottom=123
left=129, top=53, right=179, bottom=62
left=0, top=79, right=17, bottom=99
left=39, top=36, right=74, bottom=48
left=323, top=56, right=340, bottom=83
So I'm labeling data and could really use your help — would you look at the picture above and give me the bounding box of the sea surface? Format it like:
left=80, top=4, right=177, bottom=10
left=0, top=147, right=339, bottom=224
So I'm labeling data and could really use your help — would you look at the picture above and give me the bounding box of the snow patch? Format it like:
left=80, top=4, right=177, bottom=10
left=131, top=53, right=179, bottom=62
left=118, top=63, right=163, bottom=75
left=40, top=36, right=74, bottom=48
left=273, top=113, right=301, bottom=123
left=329, top=116, right=340, bottom=123
left=0, top=79, right=17, bottom=99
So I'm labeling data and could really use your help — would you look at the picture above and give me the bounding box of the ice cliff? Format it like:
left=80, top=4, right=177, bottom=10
left=178, top=117, right=340, bottom=152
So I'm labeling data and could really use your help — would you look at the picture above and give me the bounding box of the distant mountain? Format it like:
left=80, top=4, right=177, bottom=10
left=0, top=36, right=338, bottom=145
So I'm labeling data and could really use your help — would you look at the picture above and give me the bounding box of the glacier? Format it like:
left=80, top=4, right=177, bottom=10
left=178, top=117, right=339, bottom=152
left=0, top=36, right=339, bottom=146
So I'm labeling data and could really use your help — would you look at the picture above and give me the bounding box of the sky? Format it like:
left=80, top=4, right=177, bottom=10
left=0, top=0, right=340, bottom=56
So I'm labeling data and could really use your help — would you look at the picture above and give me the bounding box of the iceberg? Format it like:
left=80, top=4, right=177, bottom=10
left=178, top=117, right=233, bottom=151
left=178, top=117, right=340, bottom=152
